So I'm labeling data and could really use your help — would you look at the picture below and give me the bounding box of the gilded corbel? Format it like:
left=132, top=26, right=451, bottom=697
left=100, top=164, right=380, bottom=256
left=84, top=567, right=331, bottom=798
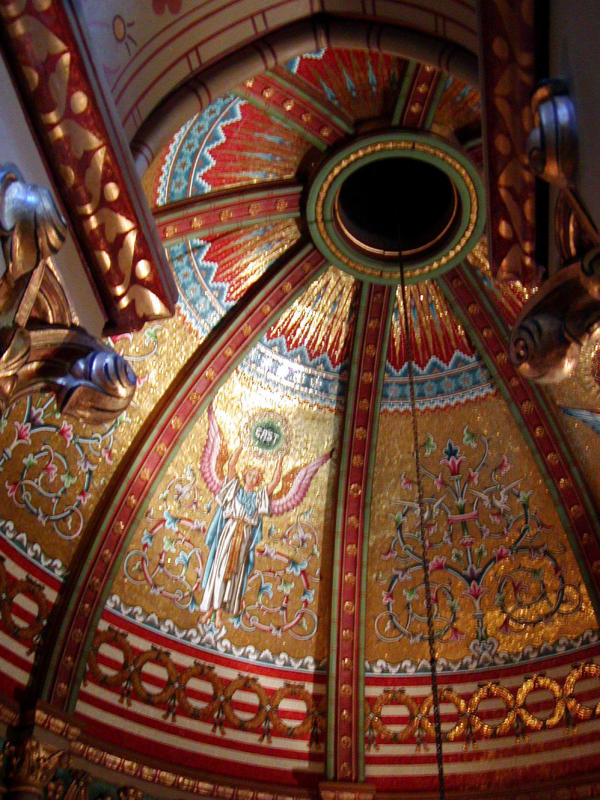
left=0, top=165, right=135, bottom=422
left=510, top=80, right=600, bottom=382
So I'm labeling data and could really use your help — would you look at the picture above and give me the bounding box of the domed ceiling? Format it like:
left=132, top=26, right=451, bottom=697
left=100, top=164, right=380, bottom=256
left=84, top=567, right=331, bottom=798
left=2, top=23, right=600, bottom=800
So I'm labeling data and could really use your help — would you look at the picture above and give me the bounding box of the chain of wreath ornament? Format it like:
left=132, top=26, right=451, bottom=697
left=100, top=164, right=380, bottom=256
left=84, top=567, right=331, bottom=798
left=365, top=663, right=600, bottom=750
left=0, top=558, right=49, bottom=650
left=87, top=629, right=325, bottom=745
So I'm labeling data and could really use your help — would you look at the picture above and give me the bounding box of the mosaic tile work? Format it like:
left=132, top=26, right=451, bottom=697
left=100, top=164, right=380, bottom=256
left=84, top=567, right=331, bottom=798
left=366, top=394, right=598, bottom=673
left=112, top=366, right=341, bottom=669
left=156, top=96, right=311, bottom=205
left=169, top=222, right=301, bottom=336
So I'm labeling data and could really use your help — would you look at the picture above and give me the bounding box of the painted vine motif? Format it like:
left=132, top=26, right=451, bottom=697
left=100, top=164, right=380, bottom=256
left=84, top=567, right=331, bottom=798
left=0, top=327, right=159, bottom=548
left=375, top=427, right=583, bottom=664
left=123, top=404, right=331, bottom=641
left=1, top=396, right=120, bottom=540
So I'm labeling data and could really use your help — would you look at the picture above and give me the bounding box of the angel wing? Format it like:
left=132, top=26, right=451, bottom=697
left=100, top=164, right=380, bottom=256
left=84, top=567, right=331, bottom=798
left=271, top=449, right=333, bottom=516
left=200, top=403, right=229, bottom=495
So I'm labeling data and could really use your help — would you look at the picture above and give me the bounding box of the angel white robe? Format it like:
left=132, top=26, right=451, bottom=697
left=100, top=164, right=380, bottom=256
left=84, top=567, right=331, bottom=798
left=200, top=476, right=270, bottom=617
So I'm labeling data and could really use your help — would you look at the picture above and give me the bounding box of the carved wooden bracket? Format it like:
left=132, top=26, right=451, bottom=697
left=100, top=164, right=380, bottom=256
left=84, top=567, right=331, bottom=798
left=510, top=252, right=600, bottom=382
left=478, top=0, right=537, bottom=284
left=0, top=165, right=135, bottom=423
left=510, top=80, right=600, bottom=382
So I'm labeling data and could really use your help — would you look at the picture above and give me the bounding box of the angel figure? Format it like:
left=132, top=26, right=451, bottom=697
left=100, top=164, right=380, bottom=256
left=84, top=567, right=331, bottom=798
left=199, top=403, right=332, bottom=628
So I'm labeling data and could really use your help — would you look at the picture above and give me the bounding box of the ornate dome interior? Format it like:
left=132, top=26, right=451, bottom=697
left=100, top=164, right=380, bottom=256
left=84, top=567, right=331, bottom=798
left=1, top=3, right=600, bottom=800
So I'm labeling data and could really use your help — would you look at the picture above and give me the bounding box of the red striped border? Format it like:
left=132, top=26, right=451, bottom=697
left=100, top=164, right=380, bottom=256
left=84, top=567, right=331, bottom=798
left=333, top=284, right=391, bottom=779
left=102, top=609, right=327, bottom=683
left=0, top=533, right=62, bottom=593
left=155, top=185, right=302, bottom=242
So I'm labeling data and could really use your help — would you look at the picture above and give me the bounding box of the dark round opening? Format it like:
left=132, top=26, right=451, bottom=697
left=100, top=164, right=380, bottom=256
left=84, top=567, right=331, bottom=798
left=336, top=157, right=457, bottom=256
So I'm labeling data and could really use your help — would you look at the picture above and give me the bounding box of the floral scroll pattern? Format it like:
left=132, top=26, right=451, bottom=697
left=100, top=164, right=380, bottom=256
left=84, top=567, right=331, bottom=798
left=478, top=0, right=537, bottom=284
left=375, top=428, right=584, bottom=666
left=1, top=397, right=121, bottom=541
left=123, top=464, right=323, bottom=641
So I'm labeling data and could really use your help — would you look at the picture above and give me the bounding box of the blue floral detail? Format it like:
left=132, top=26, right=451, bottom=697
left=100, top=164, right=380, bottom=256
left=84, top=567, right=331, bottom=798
left=141, top=530, right=154, bottom=547
left=164, top=509, right=180, bottom=530
left=301, top=587, right=315, bottom=603
left=258, top=581, right=273, bottom=600
left=286, top=559, right=308, bottom=576
left=443, top=440, right=460, bottom=460
left=231, top=611, right=244, bottom=628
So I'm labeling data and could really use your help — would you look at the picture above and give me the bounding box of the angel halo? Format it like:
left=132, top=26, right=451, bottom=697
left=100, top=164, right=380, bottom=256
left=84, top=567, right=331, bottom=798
left=198, top=402, right=332, bottom=629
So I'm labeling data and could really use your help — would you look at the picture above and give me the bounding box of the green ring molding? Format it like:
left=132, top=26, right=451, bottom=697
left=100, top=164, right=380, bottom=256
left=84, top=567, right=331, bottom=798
left=306, top=129, right=486, bottom=285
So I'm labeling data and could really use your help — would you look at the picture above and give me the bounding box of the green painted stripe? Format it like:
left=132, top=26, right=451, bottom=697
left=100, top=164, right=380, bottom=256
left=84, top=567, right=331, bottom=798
left=423, top=73, right=448, bottom=130
left=464, top=136, right=483, bottom=151
left=438, top=270, right=600, bottom=620
left=234, top=89, right=326, bottom=151
left=326, top=280, right=370, bottom=779
left=357, top=287, right=395, bottom=781
left=266, top=70, right=354, bottom=134
left=392, top=61, right=417, bottom=126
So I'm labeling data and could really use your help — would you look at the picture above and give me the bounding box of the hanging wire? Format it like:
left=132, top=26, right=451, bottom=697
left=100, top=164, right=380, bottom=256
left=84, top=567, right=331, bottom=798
left=399, top=263, right=446, bottom=800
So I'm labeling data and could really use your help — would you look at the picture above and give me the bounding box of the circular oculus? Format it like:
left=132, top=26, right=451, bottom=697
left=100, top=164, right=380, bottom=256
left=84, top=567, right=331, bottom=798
left=306, top=131, right=485, bottom=284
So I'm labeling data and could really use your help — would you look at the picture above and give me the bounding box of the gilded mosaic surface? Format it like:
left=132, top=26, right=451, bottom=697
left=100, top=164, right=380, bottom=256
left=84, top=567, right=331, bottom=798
left=267, top=266, right=357, bottom=368
left=107, top=311, right=200, bottom=460
left=365, top=393, right=598, bottom=672
left=111, top=367, right=341, bottom=669
left=547, top=339, right=600, bottom=502
left=0, top=313, right=197, bottom=569
left=0, top=392, right=123, bottom=570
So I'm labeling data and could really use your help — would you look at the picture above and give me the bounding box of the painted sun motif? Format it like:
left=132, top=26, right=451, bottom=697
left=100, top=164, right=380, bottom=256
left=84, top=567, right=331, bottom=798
left=111, top=15, right=136, bottom=55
